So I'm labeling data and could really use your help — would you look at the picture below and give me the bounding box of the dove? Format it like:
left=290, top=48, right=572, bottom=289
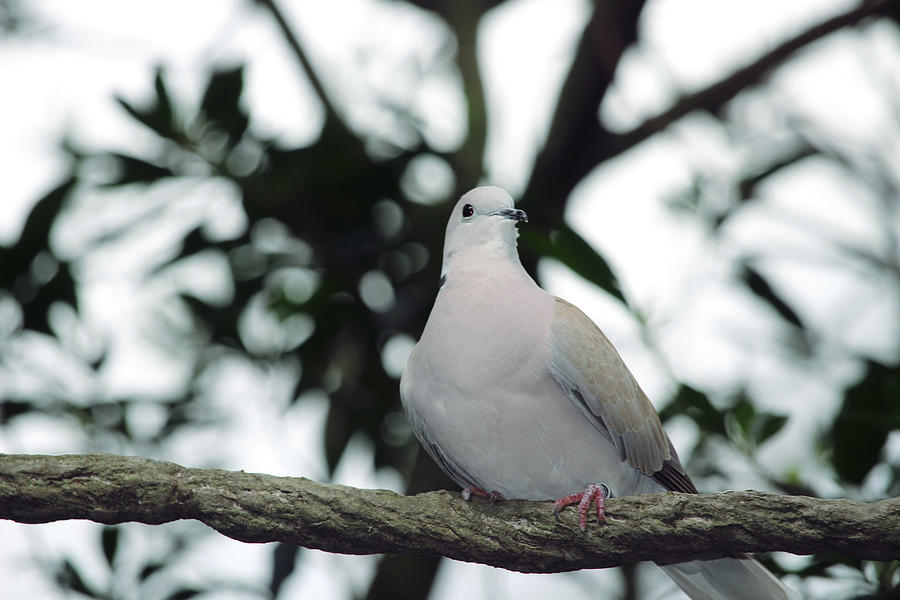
left=400, top=186, right=795, bottom=600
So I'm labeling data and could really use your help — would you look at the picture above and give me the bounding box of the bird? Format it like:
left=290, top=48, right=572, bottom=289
left=400, top=186, right=795, bottom=600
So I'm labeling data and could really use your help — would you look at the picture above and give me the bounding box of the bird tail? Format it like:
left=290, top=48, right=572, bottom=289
left=658, top=556, right=796, bottom=600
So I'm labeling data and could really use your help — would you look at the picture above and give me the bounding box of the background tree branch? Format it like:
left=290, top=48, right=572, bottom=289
left=2, top=453, right=897, bottom=573
left=522, top=0, right=896, bottom=216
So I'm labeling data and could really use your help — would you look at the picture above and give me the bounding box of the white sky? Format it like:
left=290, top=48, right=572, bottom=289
left=1, top=0, right=899, bottom=599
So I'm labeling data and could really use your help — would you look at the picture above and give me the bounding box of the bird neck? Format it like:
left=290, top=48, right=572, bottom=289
left=440, top=243, right=532, bottom=291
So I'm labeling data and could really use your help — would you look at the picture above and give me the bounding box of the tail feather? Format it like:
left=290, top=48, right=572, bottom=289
left=659, top=556, right=796, bottom=600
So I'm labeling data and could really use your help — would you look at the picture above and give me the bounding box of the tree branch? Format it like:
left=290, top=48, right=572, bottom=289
left=524, top=0, right=647, bottom=218
left=606, top=0, right=895, bottom=160
left=523, top=0, right=896, bottom=215
left=447, top=2, right=488, bottom=193
left=254, top=0, right=343, bottom=128
left=2, top=453, right=897, bottom=574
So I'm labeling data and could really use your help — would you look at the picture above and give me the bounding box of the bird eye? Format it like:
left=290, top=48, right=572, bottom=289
left=462, top=204, right=475, bottom=219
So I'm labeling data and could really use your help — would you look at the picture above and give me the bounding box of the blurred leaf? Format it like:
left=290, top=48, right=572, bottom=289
left=153, top=67, right=175, bottom=135
left=1, top=176, right=79, bottom=335
left=23, top=263, right=78, bottom=335
left=138, top=561, right=166, bottom=582
left=116, top=94, right=146, bottom=121
left=150, top=395, right=219, bottom=443
left=11, top=176, right=75, bottom=257
left=875, top=561, right=900, bottom=598
left=155, top=227, right=218, bottom=272
left=165, top=589, right=201, bottom=600
left=660, top=384, right=727, bottom=436
left=755, top=412, right=788, bottom=446
left=737, top=142, right=817, bottom=201
left=101, top=526, right=119, bottom=568
left=830, top=360, right=900, bottom=485
left=269, top=543, right=300, bottom=598
left=741, top=264, right=804, bottom=331
left=770, top=467, right=818, bottom=497
left=364, top=554, right=442, bottom=600
left=90, top=402, right=128, bottom=438
left=115, top=67, right=178, bottom=140
left=56, top=559, right=98, bottom=597
left=0, top=400, right=34, bottom=423
left=200, top=65, right=248, bottom=143
left=725, top=394, right=788, bottom=450
left=1, top=176, right=74, bottom=291
left=0, top=0, right=32, bottom=36
left=102, top=153, right=174, bottom=187
left=323, top=394, right=351, bottom=474
left=794, top=553, right=863, bottom=578
left=730, top=395, right=756, bottom=435
left=519, top=224, right=625, bottom=304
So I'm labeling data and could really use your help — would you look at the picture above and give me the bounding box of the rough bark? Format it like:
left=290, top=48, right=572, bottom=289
left=1, top=453, right=898, bottom=573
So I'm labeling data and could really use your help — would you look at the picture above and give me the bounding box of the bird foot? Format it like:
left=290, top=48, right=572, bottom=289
left=554, top=483, right=612, bottom=529
left=461, top=485, right=505, bottom=503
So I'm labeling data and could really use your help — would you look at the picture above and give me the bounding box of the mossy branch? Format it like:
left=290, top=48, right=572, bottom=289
left=1, top=453, right=897, bottom=573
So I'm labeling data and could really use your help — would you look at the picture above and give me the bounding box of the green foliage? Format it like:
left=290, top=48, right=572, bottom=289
left=101, top=526, right=119, bottom=568
left=519, top=224, right=626, bottom=304
left=725, top=394, right=789, bottom=453
left=830, top=361, right=900, bottom=487
left=740, top=263, right=805, bottom=332
left=1, top=176, right=78, bottom=335
left=661, top=384, right=728, bottom=437
left=115, top=67, right=179, bottom=142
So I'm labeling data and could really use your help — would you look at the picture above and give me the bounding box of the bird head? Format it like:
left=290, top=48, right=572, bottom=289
left=440, top=186, right=528, bottom=282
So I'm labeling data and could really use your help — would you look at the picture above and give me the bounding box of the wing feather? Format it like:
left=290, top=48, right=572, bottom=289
left=548, top=297, right=696, bottom=493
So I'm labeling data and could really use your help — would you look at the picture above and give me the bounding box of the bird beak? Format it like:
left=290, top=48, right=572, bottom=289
left=491, top=208, right=528, bottom=223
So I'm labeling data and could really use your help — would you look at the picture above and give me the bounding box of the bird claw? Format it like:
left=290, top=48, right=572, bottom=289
left=554, top=483, right=611, bottom=529
left=461, top=485, right=505, bottom=503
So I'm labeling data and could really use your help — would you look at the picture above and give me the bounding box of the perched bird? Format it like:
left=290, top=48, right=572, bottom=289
left=400, top=186, right=795, bottom=600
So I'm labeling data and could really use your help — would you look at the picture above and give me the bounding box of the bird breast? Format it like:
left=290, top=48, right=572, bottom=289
left=423, top=274, right=555, bottom=394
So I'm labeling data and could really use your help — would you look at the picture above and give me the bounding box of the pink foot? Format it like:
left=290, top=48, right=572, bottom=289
left=461, top=485, right=505, bottom=503
left=554, top=483, right=611, bottom=529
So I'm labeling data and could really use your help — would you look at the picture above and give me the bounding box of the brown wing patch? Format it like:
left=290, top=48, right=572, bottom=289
left=549, top=296, right=692, bottom=482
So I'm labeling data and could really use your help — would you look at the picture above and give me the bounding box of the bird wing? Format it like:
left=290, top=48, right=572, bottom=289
left=547, top=297, right=696, bottom=494
left=400, top=347, right=480, bottom=490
